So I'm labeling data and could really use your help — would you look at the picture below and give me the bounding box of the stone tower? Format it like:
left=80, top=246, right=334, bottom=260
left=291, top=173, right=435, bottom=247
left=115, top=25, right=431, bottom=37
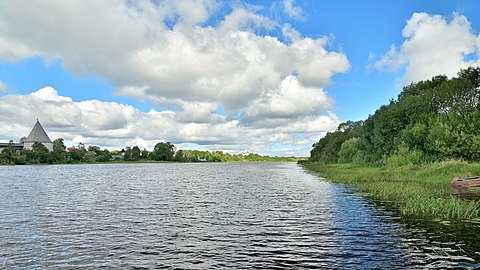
left=23, top=119, right=53, bottom=151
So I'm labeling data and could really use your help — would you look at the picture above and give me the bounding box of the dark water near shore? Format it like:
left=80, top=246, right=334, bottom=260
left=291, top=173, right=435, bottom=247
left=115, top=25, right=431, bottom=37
left=1, top=162, right=479, bottom=269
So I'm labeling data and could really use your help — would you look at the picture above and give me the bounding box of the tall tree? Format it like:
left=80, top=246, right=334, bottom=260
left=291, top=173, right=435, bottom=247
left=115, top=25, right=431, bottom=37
left=141, top=148, right=149, bottom=159
left=131, top=146, right=141, bottom=161
left=152, top=142, right=175, bottom=161
left=53, top=138, right=67, bottom=163
left=124, top=147, right=133, bottom=161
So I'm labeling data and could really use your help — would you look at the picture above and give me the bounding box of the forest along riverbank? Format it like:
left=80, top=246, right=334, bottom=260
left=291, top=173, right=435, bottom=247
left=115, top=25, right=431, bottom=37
left=302, top=161, right=480, bottom=221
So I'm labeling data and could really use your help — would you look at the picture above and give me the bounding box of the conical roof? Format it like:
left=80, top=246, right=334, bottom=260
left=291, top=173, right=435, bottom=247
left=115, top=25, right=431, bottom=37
left=25, top=119, right=52, bottom=143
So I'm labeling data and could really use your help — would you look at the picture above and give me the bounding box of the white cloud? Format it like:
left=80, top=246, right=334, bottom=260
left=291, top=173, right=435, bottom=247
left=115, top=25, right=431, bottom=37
left=282, top=23, right=301, bottom=42
left=0, top=1, right=348, bottom=108
left=175, top=102, right=223, bottom=123
left=0, top=37, right=38, bottom=62
left=160, top=0, right=220, bottom=26
left=220, top=7, right=276, bottom=32
left=0, top=81, right=6, bottom=93
left=282, top=0, right=305, bottom=20
left=374, top=12, right=480, bottom=84
left=246, top=75, right=333, bottom=119
left=0, top=88, right=340, bottom=156
left=279, top=112, right=339, bottom=133
left=0, top=1, right=350, bottom=156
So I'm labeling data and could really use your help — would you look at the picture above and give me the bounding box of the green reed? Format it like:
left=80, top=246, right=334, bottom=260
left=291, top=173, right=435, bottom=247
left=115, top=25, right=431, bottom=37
left=303, top=161, right=480, bottom=220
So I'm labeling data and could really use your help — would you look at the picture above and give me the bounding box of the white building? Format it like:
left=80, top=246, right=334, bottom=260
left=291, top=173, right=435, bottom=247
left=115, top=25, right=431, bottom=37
left=23, top=119, right=53, bottom=152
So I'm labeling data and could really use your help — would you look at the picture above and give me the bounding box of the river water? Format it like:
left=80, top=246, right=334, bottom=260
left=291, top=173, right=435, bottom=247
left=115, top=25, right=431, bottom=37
left=0, top=162, right=479, bottom=269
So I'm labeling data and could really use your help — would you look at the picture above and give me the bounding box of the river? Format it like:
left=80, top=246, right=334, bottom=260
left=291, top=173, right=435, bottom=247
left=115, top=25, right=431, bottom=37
left=1, top=162, right=479, bottom=269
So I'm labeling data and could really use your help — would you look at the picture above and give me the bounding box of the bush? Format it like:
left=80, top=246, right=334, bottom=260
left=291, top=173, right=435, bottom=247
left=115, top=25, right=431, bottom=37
left=338, top=138, right=359, bottom=163
left=387, top=145, right=427, bottom=167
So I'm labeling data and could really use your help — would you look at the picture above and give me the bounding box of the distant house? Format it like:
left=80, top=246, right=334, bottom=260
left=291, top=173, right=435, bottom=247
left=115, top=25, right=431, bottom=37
left=110, top=149, right=125, bottom=160
left=23, top=119, right=53, bottom=152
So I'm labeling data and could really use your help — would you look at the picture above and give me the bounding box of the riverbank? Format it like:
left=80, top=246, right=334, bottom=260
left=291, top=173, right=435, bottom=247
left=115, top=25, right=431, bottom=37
left=302, top=161, right=480, bottom=221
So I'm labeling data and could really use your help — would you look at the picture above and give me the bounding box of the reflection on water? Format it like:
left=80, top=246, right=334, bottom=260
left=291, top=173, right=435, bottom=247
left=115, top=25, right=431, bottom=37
left=0, top=163, right=479, bottom=269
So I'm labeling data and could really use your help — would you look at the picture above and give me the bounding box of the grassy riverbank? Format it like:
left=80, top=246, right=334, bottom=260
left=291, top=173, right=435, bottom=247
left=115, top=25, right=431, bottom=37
left=302, top=161, right=480, bottom=221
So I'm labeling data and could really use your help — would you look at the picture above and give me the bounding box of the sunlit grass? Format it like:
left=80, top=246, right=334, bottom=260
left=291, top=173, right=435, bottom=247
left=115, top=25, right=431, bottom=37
left=302, top=161, right=480, bottom=220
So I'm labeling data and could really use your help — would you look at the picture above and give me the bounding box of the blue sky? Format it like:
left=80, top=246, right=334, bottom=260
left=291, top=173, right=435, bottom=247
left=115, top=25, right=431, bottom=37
left=286, top=0, right=480, bottom=121
left=0, top=0, right=479, bottom=156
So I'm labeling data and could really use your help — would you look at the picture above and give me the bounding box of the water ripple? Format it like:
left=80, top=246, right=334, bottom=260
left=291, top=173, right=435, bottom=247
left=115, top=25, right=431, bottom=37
left=0, top=162, right=479, bottom=269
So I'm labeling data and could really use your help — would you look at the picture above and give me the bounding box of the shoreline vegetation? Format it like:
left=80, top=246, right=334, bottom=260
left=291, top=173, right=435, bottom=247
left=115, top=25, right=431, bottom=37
left=305, top=67, right=480, bottom=221
left=302, top=161, right=480, bottom=221
left=0, top=140, right=300, bottom=165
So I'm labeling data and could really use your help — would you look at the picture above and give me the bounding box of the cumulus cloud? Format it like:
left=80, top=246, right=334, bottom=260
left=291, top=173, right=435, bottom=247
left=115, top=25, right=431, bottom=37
left=175, top=102, right=223, bottom=124
left=0, top=0, right=350, bottom=156
left=374, top=12, right=480, bottom=84
left=0, top=1, right=348, bottom=108
left=245, top=75, right=333, bottom=119
left=0, top=88, right=341, bottom=156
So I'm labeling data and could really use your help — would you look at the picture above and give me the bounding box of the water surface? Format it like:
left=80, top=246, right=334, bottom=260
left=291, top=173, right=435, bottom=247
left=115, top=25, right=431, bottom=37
left=0, top=162, right=479, bottom=269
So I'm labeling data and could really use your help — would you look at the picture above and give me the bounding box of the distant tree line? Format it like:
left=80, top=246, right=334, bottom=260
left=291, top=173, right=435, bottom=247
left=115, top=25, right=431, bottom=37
left=310, top=67, right=480, bottom=166
left=173, top=150, right=297, bottom=162
left=0, top=139, right=297, bottom=165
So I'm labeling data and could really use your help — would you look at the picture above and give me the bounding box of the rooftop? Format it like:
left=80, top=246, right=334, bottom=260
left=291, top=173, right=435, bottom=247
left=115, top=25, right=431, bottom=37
left=25, top=119, right=52, bottom=143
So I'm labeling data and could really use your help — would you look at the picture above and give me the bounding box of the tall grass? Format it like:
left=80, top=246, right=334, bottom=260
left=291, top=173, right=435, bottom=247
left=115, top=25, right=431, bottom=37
left=303, top=161, right=480, bottom=220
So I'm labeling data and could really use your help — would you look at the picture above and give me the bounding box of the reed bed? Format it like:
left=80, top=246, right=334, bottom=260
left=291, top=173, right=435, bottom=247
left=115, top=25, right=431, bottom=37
left=303, top=161, right=480, bottom=220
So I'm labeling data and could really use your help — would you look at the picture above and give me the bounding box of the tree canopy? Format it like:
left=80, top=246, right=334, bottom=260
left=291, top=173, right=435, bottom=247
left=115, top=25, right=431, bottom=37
left=310, top=67, right=480, bottom=165
left=152, top=142, right=175, bottom=161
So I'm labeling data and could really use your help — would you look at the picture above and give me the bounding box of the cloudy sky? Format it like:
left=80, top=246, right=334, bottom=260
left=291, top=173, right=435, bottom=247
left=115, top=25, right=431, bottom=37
left=0, top=0, right=479, bottom=156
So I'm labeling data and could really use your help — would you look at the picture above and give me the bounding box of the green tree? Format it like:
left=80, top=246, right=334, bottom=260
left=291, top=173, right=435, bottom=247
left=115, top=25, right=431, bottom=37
left=68, top=143, right=86, bottom=163
left=0, top=141, right=16, bottom=164
left=53, top=138, right=67, bottom=163
left=310, top=121, right=363, bottom=163
left=174, top=149, right=187, bottom=162
left=87, top=145, right=101, bottom=155
left=131, top=146, right=141, bottom=161
left=30, top=142, right=53, bottom=164
left=310, top=66, right=480, bottom=164
left=434, top=78, right=478, bottom=119
left=338, top=137, right=360, bottom=163
left=152, top=142, right=175, bottom=161
left=141, top=148, right=149, bottom=159
left=96, top=149, right=111, bottom=162
left=458, top=66, right=480, bottom=92
left=124, top=147, right=133, bottom=161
